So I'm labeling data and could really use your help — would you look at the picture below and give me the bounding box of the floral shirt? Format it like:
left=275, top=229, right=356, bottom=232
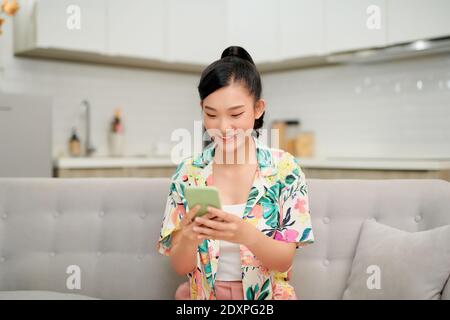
left=156, top=135, right=315, bottom=300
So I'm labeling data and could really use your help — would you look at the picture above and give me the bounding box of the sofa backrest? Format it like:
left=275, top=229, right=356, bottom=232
left=0, top=178, right=449, bottom=299
left=0, top=178, right=184, bottom=299
left=292, top=179, right=450, bottom=300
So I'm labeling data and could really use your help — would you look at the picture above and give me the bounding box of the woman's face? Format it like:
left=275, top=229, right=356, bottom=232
left=201, top=81, right=265, bottom=154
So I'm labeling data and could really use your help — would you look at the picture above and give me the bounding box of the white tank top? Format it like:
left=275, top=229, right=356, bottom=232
left=215, top=202, right=247, bottom=281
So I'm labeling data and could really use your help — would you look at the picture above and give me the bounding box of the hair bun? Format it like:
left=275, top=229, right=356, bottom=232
left=221, top=46, right=255, bottom=66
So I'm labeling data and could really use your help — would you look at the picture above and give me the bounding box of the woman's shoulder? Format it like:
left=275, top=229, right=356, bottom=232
left=267, top=146, right=303, bottom=176
left=170, top=155, right=201, bottom=184
left=260, top=146, right=306, bottom=190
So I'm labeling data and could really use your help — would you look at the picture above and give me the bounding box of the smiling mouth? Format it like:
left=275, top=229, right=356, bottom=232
left=220, top=135, right=236, bottom=143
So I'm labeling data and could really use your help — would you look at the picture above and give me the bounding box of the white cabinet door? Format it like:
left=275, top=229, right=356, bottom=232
left=227, top=0, right=280, bottom=64
left=387, top=0, right=450, bottom=45
left=167, top=0, right=227, bottom=65
left=280, top=0, right=325, bottom=59
left=324, top=0, right=387, bottom=53
left=107, top=0, right=165, bottom=60
left=36, top=0, right=107, bottom=53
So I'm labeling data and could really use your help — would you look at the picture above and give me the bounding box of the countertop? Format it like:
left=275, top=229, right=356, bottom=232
left=54, top=156, right=176, bottom=169
left=54, top=156, right=450, bottom=171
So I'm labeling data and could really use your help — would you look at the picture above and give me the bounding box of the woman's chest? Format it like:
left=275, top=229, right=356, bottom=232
left=212, top=165, right=258, bottom=205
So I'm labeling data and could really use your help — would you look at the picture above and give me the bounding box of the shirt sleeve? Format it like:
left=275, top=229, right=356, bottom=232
left=277, top=157, right=314, bottom=249
left=156, top=164, right=188, bottom=256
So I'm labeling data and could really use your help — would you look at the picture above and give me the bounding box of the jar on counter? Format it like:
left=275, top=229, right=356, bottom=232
left=285, top=120, right=300, bottom=156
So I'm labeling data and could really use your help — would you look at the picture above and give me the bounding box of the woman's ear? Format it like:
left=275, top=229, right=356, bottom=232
left=254, top=99, right=266, bottom=119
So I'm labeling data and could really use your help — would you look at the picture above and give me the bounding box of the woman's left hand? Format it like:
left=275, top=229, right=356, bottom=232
left=192, top=206, right=256, bottom=246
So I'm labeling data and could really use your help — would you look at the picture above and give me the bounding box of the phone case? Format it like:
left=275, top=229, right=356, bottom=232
left=185, top=186, right=222, bottom=217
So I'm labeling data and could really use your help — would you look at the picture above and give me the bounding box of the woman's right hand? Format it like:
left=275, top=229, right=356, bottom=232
left=177, top=204, right=205, bottom=246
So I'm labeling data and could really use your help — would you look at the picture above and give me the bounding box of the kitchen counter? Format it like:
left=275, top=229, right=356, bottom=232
left=54, top=156, right=450, bottom=171
left=296, top=157, right=450, bottom=171
left=54, top=156, right=177, bottom=169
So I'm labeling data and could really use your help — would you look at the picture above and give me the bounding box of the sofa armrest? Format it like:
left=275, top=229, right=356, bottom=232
left=442, top=275, right=450, bottom=300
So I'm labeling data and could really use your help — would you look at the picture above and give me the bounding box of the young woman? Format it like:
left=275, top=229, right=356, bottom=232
left=157, top=46, right=314, bottom=300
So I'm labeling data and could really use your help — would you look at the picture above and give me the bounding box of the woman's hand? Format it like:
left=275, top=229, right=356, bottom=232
left=175, top=204, right=207, bottom=247
left=192, top=206, right=257, bottom=246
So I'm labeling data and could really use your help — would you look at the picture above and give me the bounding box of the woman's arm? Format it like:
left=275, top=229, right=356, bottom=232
left=245, top=227, right=297, bottom=272
left=169, top=229, right=198, bottom=276
left=168, top=205, right=204, bottom=276
left=194, top=208, right=297, bottom=273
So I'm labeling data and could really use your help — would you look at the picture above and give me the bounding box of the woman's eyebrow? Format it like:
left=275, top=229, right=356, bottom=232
left=204, top=105, right=245, bottom=111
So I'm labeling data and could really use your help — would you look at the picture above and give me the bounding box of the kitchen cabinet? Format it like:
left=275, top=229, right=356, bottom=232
left=54, top=166, right=450, bottom=181
left=279, top=0, right=325, bottom=59
left=227, top=0, right=280, bottom=64
left=387, top=0, right=450, bottom=45
left=55, top=167, right=176, bottom=178
left=13, top=0, right=450, bottom=72
left=324, top=0, right=387, bottom=53
left=32, top=0, right=107, bottom=54
left=166, top=0, right=227, bottom=65
left=53, top=157, right=177, bottom=178
left=53, top=157, right=450, bottom=181
left=298, top=157, right=450, bottom=181
left=107, top=0, right=166, bottom=60
left=302, top=168, right=450, bottom=181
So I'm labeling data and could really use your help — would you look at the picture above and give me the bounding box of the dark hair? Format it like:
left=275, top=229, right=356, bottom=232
left=198, top=46, right=264, bottom=138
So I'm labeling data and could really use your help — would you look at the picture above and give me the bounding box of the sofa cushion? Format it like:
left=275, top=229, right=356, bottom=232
left=342, top=219, right=450, bottom=300
left=0, top=290, right=98, bottom=300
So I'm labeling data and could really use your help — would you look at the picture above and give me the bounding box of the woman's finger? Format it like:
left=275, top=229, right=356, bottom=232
left=182, top=205, right=200, bottom=225
left=199, top=230, right=233, bottom=241
left=204, top=212, right=224, bottom=222
left=192, top=225, right=215, bottom=236
left=193, top=224, right=236, bottom=239
left=194, top=216, right=228, bottom=231
left=207, top=206, right=234, bottom=222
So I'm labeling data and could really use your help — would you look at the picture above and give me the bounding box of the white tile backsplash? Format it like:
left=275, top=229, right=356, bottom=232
left=1, top=19, right=450, bottom=160
left=263, top=54, right=450, bottom=159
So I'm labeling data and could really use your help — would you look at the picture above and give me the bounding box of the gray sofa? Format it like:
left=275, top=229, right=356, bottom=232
left=0, top=178, right=449, bottom=300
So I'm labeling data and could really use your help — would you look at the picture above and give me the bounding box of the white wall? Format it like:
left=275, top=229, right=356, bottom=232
left=1, top=18, right=450, bottom=160
left=263, top=55, right=450, bottom=159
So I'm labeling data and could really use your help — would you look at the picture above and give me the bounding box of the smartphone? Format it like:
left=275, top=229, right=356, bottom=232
left=185, top=186, right=222, bottom=217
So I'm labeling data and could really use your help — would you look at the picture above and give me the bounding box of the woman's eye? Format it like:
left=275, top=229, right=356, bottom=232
left=206, top=113, right=216, bottom=118
left=231, top=112, right=244, bottom=118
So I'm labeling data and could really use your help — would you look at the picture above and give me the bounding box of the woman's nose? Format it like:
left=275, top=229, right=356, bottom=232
left=219, top=122, right=234, bottom=136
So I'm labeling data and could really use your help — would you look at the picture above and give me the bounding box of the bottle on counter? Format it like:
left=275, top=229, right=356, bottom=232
left=68, top=127, right=81, bottom=157
left=108, top=107, right=125, bottom=157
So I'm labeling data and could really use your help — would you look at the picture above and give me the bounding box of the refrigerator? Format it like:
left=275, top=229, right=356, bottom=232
left=0, top=92, right=52, bottom=177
